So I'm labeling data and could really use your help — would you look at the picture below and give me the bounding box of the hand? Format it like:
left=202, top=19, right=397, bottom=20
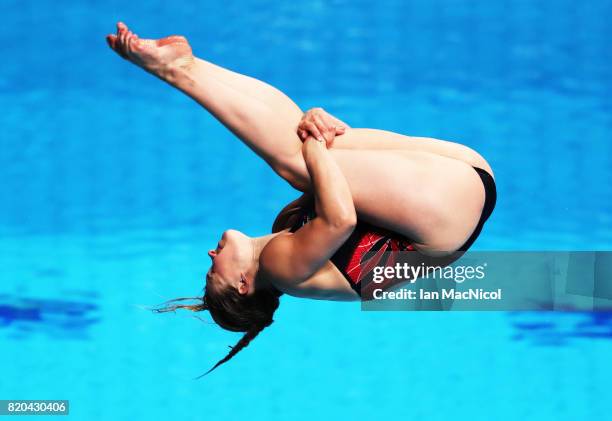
left=297, top=108, right=348, bottom=148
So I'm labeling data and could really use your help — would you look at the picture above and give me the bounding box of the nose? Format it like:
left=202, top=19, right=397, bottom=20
left=208, top=250, right=216, bottom=259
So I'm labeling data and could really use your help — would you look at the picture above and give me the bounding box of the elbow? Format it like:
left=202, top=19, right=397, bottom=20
left=328, top=210, right=357, bottom=233
left=343, top=211, right=358, bottom=230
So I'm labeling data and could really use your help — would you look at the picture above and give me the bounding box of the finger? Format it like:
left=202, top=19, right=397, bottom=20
left=335, top=126, right=346, bottom=134
left=303, top=121, right=324, bottom=142
left=313, top=114, right=327, bottom=132
left=334, top=118, right=350, bottom=129
left=297, top=122, right=310, bottom=139
left=319, top=113, right=340, bottom=139
left=300, top=112, right=312, bottom=129
left=325, top=115, right=344, bottom=130
left=331, top=117, right=346, bottom=129
left=313, top=114, right=332, bottom=143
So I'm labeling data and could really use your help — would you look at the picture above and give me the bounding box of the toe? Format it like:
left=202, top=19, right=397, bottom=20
left=115, top=32, right=129, bottom=59
left=106, top=34, right=117, bottom=50
left=119, top=28, right=128, bottom=53
left=131, top=34, right=143, bottom=51
left=116, top=22, right=124, bottom=38
left=126, top=31, right=136, bottom=54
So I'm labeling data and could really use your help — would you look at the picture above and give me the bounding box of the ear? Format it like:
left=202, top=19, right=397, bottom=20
left=238, top=274, right=249, bottom=295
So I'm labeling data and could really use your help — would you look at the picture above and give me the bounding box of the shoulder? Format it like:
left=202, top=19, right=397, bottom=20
left=258, top=228, right=323, bottom=287
left=258, top=231, right=296, bottom=282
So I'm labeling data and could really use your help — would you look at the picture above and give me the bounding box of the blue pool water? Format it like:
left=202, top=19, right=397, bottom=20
left=1, top=0, right=611, bottom=419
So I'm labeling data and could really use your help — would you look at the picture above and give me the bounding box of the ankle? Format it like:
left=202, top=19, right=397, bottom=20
left=158, top=63, right=188, bottom=85
left=161, top=57, right=196, bottom=84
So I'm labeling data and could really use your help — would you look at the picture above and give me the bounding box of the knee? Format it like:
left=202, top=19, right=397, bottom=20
left=277, top=167, right=311, bottom=192
left=274, top=155, right=312, bottom=192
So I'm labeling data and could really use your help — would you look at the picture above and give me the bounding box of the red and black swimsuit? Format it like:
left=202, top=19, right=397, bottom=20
left=290, top=167, right=497, bottom=298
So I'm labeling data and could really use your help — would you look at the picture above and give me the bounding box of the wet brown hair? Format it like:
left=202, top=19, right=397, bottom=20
left=155, top=279, right=282, bottom=377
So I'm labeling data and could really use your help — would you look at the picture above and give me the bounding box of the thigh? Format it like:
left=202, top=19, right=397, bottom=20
left=329, top=148, right=486, bottom=252
left=336, top=128, right=494, bottom=178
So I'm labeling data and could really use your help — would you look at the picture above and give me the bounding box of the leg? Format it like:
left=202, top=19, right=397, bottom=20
left=333, top=128, right=494, bottom=178
left=327, top=148, right=486, bottom=252
left=107, top=23, right=308, bottom=186
left=193, top=58, right=304, bottom=124
left=107, top=24, right=485, bottom=252
left=174, top=60, right=309, bottom=180
left=107, top=24, right=304, bottom=123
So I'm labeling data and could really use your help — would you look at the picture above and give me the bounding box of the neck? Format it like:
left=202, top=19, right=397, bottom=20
left=246, top=233, right=281, bottom=288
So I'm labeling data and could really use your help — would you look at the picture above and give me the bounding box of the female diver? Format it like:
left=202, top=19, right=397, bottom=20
left=106, top=22, right=496, bottom=374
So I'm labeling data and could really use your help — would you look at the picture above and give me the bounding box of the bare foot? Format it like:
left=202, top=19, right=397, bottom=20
left=106, top=22, right=194, bottom=79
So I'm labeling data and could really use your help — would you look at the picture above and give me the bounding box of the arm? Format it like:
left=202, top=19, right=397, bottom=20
left=260, top=136, right=356, bottom=284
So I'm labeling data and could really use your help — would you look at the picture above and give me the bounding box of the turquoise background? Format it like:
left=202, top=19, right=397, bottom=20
left=1, top=0, right=611, bottom=419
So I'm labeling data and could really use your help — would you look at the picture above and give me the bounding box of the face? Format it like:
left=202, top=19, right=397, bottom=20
left=206, top=229, right=253, bottom=295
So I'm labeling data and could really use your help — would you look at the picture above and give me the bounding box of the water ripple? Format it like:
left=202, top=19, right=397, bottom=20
left=0, top=294, right=99, bottom=340
left=510, top=312, right=612, bottom=346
